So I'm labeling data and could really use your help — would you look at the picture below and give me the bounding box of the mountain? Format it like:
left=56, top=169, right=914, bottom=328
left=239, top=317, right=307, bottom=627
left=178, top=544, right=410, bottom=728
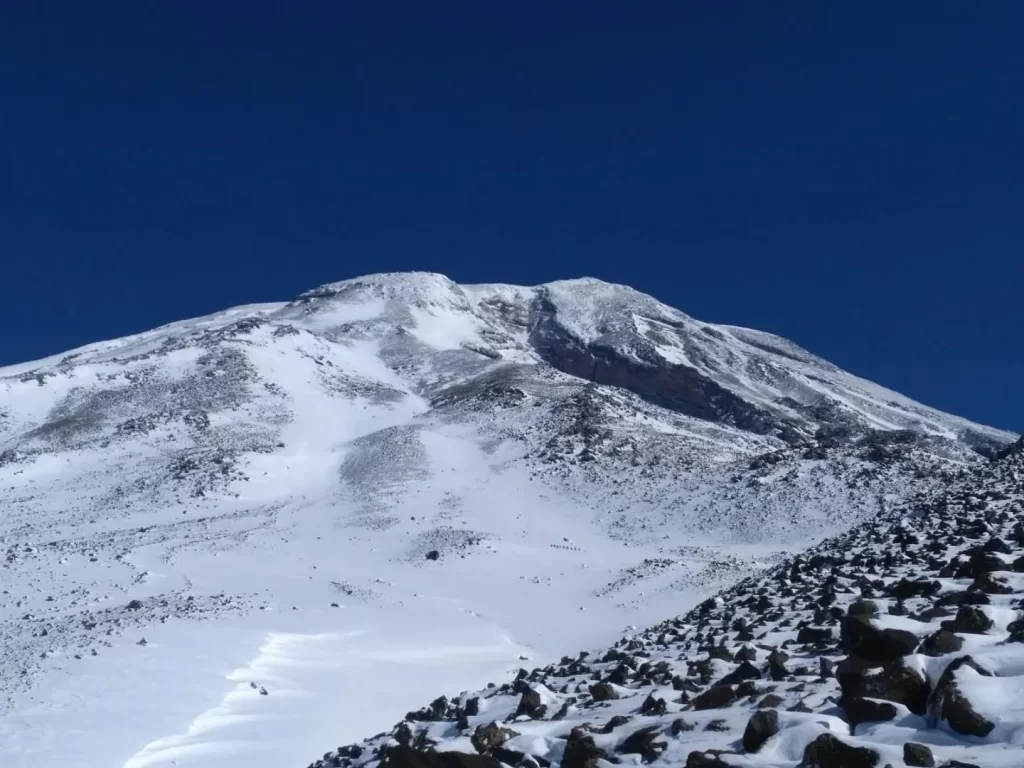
left=0, top=272, right=1015, bottom=767
left=317, top=433, right=1024, bottom=768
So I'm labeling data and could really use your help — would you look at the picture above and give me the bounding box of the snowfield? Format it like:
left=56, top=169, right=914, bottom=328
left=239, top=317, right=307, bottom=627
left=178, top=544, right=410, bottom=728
left=0, top=272, right=1016, bottom=767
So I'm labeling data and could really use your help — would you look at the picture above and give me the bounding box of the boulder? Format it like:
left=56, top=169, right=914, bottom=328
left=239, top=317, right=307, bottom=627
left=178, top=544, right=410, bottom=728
left=616, top=726, right=666, bottom=763
left=589, top=682, right=618, bottom=702
left=918, top=629, right=963, bottom=657
left=741, top=709, right=779, bottom=753
left=692, top=685, right=736, bottom=710
left=560, top=727, right=603, bottom=768
left=471, top=723, right=518, bottom=755
left=840, top=616, right=920, bottom=662
left=902, top=741, right=935, bottom=767
left=941, top=606, right=993, bottom=635
left=380, top=747, right=502, bottom=768
left=841, top=696, right=898, bottom=730
left=800, top=733, right=880, bottom=768
left=836, top=656, right=930, bottom=715
left=927, top=656, right=995, bottom=737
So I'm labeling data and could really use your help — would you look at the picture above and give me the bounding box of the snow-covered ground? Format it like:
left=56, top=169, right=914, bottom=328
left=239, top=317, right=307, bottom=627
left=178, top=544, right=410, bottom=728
left=0, top=272, right=1015, bottom=767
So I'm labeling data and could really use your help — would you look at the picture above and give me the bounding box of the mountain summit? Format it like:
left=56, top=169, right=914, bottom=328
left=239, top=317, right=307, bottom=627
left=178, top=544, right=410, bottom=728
left=0, top=272, right=1015, bottom=766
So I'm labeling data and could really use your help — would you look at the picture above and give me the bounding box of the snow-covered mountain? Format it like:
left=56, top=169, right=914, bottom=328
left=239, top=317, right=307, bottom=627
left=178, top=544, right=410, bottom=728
left=321, top=439, right=1024, bottom=768
left=0, top=272, right=1015, bottom=767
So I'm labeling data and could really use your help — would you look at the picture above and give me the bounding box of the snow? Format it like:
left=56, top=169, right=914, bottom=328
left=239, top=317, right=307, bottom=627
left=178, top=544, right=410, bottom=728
left=0, top=271, right=1017, bottom=768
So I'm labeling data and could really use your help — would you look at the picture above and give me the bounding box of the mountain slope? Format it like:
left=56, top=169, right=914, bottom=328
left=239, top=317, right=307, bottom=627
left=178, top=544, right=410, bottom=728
left=0, top=272, right=1015, bottom=767
left=310, top=440, right=1024, bottom=768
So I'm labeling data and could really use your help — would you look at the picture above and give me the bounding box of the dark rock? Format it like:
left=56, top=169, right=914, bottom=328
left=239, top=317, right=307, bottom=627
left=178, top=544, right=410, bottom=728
left=734, top=645, right=757, bottom=662
left=616, top=726, right=665, bottom=763
left=842, top=697, right=898, bottom=730
left=902, top=742, right=935, bottom=767
left=717, top=660, right=760, bottom=686
left=561, top=727, right=603, bottom=768
left=758, top=693, right=784, bottom=709
left=818, top=657, right=835, bottom=679
left=692, top=685, right=736, bottom=710
left=847, top=600, right=880, bottom=618
left=380, top=746, right=502, bottom=768
left=515, top=688, right=547, bottom=719
left=639, top=694, right=667, bottom=716
left=768, top=649, right=789, bottom=680
left=928, top=656, right=994, bottom=737
left=941, top=606, right=993, bottom=635
left=840, top=615, right=920, bottom=662
left=471, top=723, right=519, bottom=755
left=703, top=719, right=729, bottom=732
left=741, top=709, right=779, bottom=753
left=837, top=656, right=930, bottom=715
left=598, top=715, right=631, bottom=734
left=589, top=682, right=618, bottom=702
left=888, top=578, right=941, bottom=600
left=918, top=629, right=963, bottom=657
left=801, top=733, right=880, bottom=768
left=425, top=550, right=441, bottom=561
left=970, top=572, right=1014, bottom=594
left=796, top=626, right=833, bottom=645
left=684, top=752, right=730, bottom=768
left=670, top=718, right=695, bottom=735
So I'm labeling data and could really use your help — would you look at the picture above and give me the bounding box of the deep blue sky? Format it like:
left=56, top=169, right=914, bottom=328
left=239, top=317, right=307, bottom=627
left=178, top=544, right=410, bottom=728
left=1, top=3, right=1021, bottom=432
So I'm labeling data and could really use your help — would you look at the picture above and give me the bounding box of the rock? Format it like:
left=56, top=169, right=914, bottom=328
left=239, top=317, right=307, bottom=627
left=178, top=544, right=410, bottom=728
left=425, top=550, right=440, bottom=561
left=735, top=645, right=757, bottom=662
left=598, top=715, right=631, bottom=734
left=616, top=726, right=666, bottom=763
left=842, top=696, right=898, bottom=730
left=928, top=656, right=995, bottom=737
left=741, top=709, right=779, bottom=753
left=840, top=615, right=920, bottom=662
left=918, top=629, right=963, bottom=657
left=515, top=688, right=547, bottom=719
left=837, top=656, right=930, bottom=715
left=639, top=693, right=667, bottom=716
left=889, top=578, right=940, bottom=600
left=464, top=697, right=480, bottom=717
left=801, top=733, right=880, bottom=768
left=380, top=746, right=502, bottom=768
left=692, top=685, right=736, bottom=710
left=589, top=682, right=618, bottom=702
left=847, top=600, right=879, bottom=618
left=684, top=752, right=730, bottom=768
left=758, top=693, right=784, bottom=708
left=818, top=657, right=835, bottom=679
left=561, top=727, right=603, bottom=768
left=970, top=572, right=1014, bottom=594
left=768, top=649, right=789, bottom=680
left=796, top=626, right=833, bottom=645
left=471, top=723, right=518, bottom=754
left=941, top=606, right=993, bottom=635
left=717, top=660, right=760, bottom=686
left=902, top=742, right=935, bottom=767
left=670, top=718, right=695, bottom=735
left=126, top=599, right=144, bottom=610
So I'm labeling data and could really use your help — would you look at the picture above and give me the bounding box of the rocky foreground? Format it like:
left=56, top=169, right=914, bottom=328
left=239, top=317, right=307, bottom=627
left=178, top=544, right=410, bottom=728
left=307, top=439, right=1024, bottom=768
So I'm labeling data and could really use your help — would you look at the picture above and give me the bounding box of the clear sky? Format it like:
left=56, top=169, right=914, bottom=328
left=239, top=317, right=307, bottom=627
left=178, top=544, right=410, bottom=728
left=1, top=3, right=1021, bottom=432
